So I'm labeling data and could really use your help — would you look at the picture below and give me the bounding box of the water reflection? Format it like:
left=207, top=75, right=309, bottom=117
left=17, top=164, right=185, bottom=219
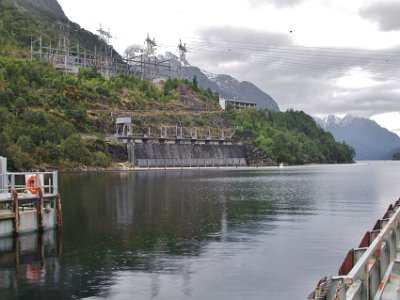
left=0, top=230, right=61, bottom=299
left=2, top=163, right=399, bottom=299
left=54, top=170, right=318, bottom=299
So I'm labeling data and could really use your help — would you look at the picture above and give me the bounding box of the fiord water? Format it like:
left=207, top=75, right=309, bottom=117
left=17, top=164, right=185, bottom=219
left=1, top=161, right=400, bottom=300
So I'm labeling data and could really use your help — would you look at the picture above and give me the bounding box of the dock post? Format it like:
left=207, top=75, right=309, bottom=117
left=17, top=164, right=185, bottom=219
left=12, top=189, right=19, bottom=237
left=53, top=171, right=58, bottom=194
left=38, top=188, right=44, bottom=233
left=14, top=236, right=20, bottom=267
left=56, top=193, right=62, bottom=230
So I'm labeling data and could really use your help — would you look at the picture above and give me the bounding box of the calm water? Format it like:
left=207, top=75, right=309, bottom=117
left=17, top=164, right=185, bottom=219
left=1, top=161, right=400, bottom=300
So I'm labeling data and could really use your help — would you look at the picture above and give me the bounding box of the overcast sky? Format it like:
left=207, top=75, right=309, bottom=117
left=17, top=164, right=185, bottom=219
left=58, top=0, right=400, bottom=136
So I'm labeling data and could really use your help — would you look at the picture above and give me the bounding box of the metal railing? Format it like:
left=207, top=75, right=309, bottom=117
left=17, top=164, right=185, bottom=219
left=309, top=199, right=400, bottom=300
left=0, top=171, right=58, bottom=198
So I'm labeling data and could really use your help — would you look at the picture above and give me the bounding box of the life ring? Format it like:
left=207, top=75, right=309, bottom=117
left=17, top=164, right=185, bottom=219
left=26, top=175, right=39, bottom=194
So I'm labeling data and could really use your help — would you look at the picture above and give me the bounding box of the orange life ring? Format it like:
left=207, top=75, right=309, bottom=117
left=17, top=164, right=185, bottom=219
left=26, top=175, right=38, bottom=194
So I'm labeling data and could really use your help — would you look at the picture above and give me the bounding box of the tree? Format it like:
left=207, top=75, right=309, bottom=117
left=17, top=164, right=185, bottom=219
left=124, top=44, right=142, bottom=59
left=62, top=135, right=92, bottom=165
left=16, top=135, right=32, bottom=152
left=94, top=151, right=111, bottom=167
left=0, top=132, right=10, bottom=157
left=393, top=152, right=400, bottom=160
left=192, top=75, right=198, bottom=91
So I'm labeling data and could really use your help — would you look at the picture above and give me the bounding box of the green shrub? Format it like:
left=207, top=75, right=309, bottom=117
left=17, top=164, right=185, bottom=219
left=94, top=151, right=110, bottom=168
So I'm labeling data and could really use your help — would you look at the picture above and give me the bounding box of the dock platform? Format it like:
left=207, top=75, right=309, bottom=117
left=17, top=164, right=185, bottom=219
left=0, top=158, right=61, bottom=238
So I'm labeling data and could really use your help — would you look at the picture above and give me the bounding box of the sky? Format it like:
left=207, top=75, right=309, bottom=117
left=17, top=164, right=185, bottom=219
left=57, top=0, right=400, bottom=136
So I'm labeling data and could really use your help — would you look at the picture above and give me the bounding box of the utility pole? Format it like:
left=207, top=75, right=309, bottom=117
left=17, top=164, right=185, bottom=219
left=178, top=39, right=189, bottom=78
left=97, top=24, right=113, bottom=77
left=143, top=33, right=157, bottom=80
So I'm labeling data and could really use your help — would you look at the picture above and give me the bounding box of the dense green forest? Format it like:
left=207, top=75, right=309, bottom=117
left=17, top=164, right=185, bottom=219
left=0, top=0, right=117, bottom=59
left=0, top=55, right=354, bottom=170
left=227, top=109, right=354, bottom=164
left=0, top=0, right=355, bottom=170
left=0, top=56, right=222, bottom=170
left=394, top=152, right=400, bottom=160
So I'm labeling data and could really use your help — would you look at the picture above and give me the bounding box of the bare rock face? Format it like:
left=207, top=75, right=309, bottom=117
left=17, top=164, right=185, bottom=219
left=24, top=0, right=66, bottom=18
left=176, top=85, right=200, bottom=108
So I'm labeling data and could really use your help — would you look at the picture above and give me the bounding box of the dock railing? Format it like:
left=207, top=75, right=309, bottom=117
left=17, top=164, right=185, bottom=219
left=0, top=171, right=58, bottom=200
left=309, top=199, right=400, bottom=300
left=0, top=171, right=61, bottom=237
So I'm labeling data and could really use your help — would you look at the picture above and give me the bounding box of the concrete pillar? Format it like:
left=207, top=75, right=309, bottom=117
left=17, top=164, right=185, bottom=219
left=127, top=144, right=135, bottom=164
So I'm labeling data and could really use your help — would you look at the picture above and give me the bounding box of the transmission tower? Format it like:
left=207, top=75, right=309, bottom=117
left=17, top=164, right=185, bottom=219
left=97, top=24, right=113, bottom=76
left=178, top=39, right=189, bottom=66
left=97, top=24, right=112, bottom=44
left=51, top=22, right=71, bottom=74
left=145, top=33, right=157, bottom=57
left=141, top=33, right=158, bottom=79
left=177, top=39, right=189, bottom=79
left=122, top=34, right=169, bottom=79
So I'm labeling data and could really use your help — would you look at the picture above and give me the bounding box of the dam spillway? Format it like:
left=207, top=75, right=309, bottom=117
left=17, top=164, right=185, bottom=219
left=127, top=143, right=247, bottom=168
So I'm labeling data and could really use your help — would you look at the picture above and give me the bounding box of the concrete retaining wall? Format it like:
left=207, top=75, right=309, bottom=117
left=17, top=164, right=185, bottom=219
left=128, top=144, right=247, bottom=168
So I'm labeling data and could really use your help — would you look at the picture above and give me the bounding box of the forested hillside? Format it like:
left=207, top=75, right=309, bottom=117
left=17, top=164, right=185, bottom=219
left=0, top=0, right=355, bottom=170
left=0, top=0, right=118, bottom=59
left=228, top=109, right=354, bottom=165
left=0, top=56, right=222, bottom=170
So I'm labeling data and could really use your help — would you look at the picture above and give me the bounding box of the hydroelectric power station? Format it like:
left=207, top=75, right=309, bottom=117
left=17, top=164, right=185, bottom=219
left=114, top=117, right=247, bottom=168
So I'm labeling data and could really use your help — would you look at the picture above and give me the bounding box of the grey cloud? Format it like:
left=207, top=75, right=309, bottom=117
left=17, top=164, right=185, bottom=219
left=189, top=27, right=400, bottom=117
left=319, top=87, right=400, bottom=117
left=359, top=1, right=400, bottom=31
left=248, top=0, right=305, bottom=8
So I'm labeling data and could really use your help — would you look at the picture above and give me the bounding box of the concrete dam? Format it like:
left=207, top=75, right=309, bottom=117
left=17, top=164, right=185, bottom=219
left=127, top=144, right=247, bottom=168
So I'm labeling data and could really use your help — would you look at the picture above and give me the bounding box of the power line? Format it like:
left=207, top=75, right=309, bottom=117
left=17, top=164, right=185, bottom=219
left=138, top=36, right=400, bottom=80
left=184, top=36, right=400, bottom=55
left=185, top=40, right=400, bottom=67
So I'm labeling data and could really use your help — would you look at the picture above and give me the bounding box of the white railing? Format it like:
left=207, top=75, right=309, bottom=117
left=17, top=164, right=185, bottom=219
left=309, top=199, right=400, bottom=300
left=0, top=171, right=58, bottom=199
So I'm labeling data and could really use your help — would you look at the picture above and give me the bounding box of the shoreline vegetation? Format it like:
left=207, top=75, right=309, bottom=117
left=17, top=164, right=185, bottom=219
left=0, top=57, right=355, bottom=171
left=55, top=161, right=358, bottom=173
left=0, top=0, right=354, bottom=171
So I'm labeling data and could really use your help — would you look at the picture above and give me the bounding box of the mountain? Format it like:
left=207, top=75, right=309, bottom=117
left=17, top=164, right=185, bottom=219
left=182, top=66, right=280, bottom=111
left=0, top=0, right=119, bottom=60
left=385, top=147, right=400, bottom=160
left=393, top=149, right=400, bottom=160
left=2, top=0, right=280, bottom=112
left=24, top=0, right=66, bottom=18
left=0, top=0, right=355, bottom=169
left=316, top=114, right=400, bottom=160
left=160, top=56, right=280, bottom=111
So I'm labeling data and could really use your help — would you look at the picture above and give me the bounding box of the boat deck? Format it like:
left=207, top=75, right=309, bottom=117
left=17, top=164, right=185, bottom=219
left=379, top=260, right=400, bottom=299
left=309, top=198, right=400, bottom=300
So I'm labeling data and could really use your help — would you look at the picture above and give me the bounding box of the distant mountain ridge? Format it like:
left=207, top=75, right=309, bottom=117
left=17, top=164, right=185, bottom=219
left=6, top=0, right=280, bottom=112
left=182, top=66, right=280, bottom=111
left=2, top=0, right=121, bottom=61
left=315, top=114, right=400, bottom=160
left=163, top=54, right=279, bottom=111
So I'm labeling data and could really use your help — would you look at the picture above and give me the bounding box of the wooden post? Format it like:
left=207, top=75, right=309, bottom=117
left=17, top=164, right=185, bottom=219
left=56, top=193, right=62, bottom=230
left=38, top=188, right=44, bottom=233
left=12, top=189, right=19, bottom=237
left=38, top=231, right=45, bottom=261
left=14, top=236, right=20, bottom=271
